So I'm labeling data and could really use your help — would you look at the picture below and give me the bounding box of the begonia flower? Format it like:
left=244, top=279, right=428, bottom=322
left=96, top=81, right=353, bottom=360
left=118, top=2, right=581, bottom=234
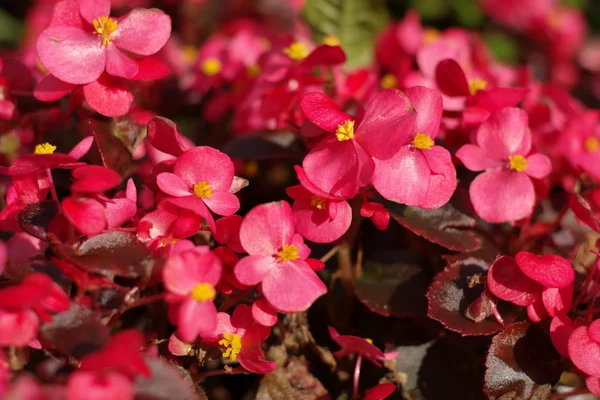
left=234, top=201, right=327, bottom=312
left=328, top=326, right=398, bottom=367
left=456, top=107, right=552, bottom=222
left=364, top=383, right=397, bottom=400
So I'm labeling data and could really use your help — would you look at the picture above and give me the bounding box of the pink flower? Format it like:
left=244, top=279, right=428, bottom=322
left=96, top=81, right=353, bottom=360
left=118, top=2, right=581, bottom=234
left=156, top=146, right=241, bottom=230
left=364, top=383, right=397, bottom=400
left=456, top=107, right=552, bottom=222
left=328, top=326, right=398, bottom=367
left=286, top=166, right=352, bottom=243
left=371, top=86, right=457, bottom=209
left=163, top=241, right=222, bottom=342
left=234, top=201, right=327, bottom=312
left=300, top=89, right=416, bottom=198
left=560, top=111, right=600, bottom=179
left=37, top=0, right=171, bottom=85
left=201, top=304, right=275, bottom=374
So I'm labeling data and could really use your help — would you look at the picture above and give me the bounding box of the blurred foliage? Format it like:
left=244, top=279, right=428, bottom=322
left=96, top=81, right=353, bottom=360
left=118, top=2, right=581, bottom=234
left=484, top=32, right=520, bottom=65
left=302, top=0, right=390, bottom=68
left=0, top=8, right=23, bottom=47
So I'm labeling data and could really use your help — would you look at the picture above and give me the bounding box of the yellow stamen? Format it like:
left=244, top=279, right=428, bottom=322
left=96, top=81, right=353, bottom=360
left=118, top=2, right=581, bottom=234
left=283, top=42, right=309, bottom=61
left=423, top=28, right=440, bottom=45
left=323, top=35, right=341, bottom=47
left=310, top=196, right=327, bottom=210
left=247, top=64, right=261, bottom=78
left=278, top=244, right=299, bottom=262
left=412, top=133, right=434, bottom=150
left=508, top=155, right=528, bottom=172
left=335, top=120, right=355, bottom=141
left=190, top=283, right=216, bottom=302
left=201, top=58, right=222, bottom=76
left=182, top=45, right=198, bottom=65
left=219, top=332, right=242, bottom=361
left=93, top=16, right=118, bottom=47
left=161, top=237, right=179, bottom=247
left=193, top=181, right=213, bottom=198
left=584, top=137, right=599, bottom=153
left=380, top=73, right=397, bottom=89
left=469, top=78, right=487, bottom=95
left=34, top=142, right=56, bottom=155
left=365, top=338, right=373, bottom=344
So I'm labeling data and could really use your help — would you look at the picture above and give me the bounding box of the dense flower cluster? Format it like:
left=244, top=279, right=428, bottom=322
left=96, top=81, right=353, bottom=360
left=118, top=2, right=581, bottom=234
left=0, top=0, right=599, bottom=398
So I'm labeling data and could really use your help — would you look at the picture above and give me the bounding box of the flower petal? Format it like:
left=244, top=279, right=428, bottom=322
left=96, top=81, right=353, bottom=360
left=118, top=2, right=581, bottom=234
left=515, top=252, right=574, bottom=288
left=476, top=107, right=531, bottom=160
left=487, top=256, right=541, bottom=306
left=300, top=92, right=353, bottom=132
left=524, top=153, right=552, bottom=179
left=106, top=46, right=139, bottom=79
left=569, top=326, right=600, bottom=376
left=234, top=255, right=276, bottom=286
left=82, top=74, right=134, bottom=117
left=113, top=9, right=171, bottom=56
left=177, top=298, right=216, bottom=342
left=262, top=261, right=327, bottom=312
left=173, top=147, right=234, bottom=191
left=79, top=0, right=111, bottom=24
left=420, top=146, right=457, bottom=209
left=156, top=172, right=192, bottom=197
left=239, top=201, right=295, bottom=256
left=203, top=191, right=240, bottom=216
left=456, top=144, right=503, bottom=171
left=33, top=75, right=75, bottom=102
left=405, top=86, right=443, bottom=138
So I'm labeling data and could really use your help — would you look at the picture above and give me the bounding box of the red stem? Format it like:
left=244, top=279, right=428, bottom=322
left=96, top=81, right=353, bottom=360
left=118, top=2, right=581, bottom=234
left=352, top=355, right=363, bottom=400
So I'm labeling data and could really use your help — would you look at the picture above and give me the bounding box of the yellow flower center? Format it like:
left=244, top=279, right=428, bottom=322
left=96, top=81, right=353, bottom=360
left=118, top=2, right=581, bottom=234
left=423, top=28, right=441, bottom=45
left=190, top=283, right=216, bottom=302
left=182, top=45, right=198, bottom=65
left=193, top=181, right=213, bottom=198
left=323, top=35, right=341, bottom=47
left=283, top=42, right=309, bottom=61
left=93, top=16, right=118, bottom=47
left=247, top=64, right=261, bottom=78
left=584, top=137, right=599, bottom=153
left=219, top=332, right=242, bottom=361
left=380, top=73, right=397, bottom=89
left=310, top=195, right=327, bottom=210
left=508, top=155, right=528, bottom=172
left=412, top=133, right=434, bottom=150
left=365, top=338, right=373, bottom=344
left=33, top=142, right=57, bottom=155
left=201, top=58, right=222, bottom=76
left=278, top=244, right=299, bottom=262
left=469, top=78, right=487, bottom=95
left=335, top=120, right=355, bottom=141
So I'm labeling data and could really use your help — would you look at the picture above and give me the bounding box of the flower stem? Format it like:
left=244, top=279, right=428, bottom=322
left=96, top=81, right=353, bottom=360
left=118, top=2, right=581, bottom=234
left=352, top=355, right=363, bottom=400
left=195, top=366, right=248, bottom=382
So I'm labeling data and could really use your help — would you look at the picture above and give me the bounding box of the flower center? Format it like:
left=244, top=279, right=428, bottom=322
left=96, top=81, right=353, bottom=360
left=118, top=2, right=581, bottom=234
left=278, top=244, right=299, bottom=262
left=323, top=35, right=341, bottom=46
left=423, top=28, right=440, bottom=45
left=34, top=142, right=56, bottom=155
left=412, top=133, right=434, bottom=150
left=190, top=283, right=216, bottom=302
left=365, top=338, right=373, bottom=344
left=468, top=78, right=487, bottom=95
left=283, top=42, right=309, bottom=61
left=508, top=155, right=528, bottom=172
left=219, top=332, right=242, bottom=361
left=93, top=16, right=118, bottom=47
left=201, top=58, right=222, bottom=76
left=584, top=137, right=599, bottom=153
left=310, top=195, right=327, bottom=210
left=335, top=120, right=355, bottom=141
left=193, top=181, right=213, bottom=198
left=247, top=64, right=261, bottom=78
left=380, top=73, right=397, bottom=89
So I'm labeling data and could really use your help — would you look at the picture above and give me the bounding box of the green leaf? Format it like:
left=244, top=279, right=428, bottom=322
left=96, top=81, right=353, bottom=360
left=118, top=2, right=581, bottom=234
left=302, top=0, right=390, bottom=68
left=409, top=0, right=451, bottom=21
left=0, top=9, right=24, bottom=47
left=484, top=32, right=520, bottom=65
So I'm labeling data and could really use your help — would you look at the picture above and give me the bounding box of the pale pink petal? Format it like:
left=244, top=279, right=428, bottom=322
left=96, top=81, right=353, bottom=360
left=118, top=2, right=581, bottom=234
left=106, top=46, right=139, bottom=79
left=294, top=166, right=340, bottom=200
left=37, top=27, right=106, bottom=85
left=586, top=376, right=600, bottom=396
left=252, top=298, right=278, bottom=327
left=261, top=261, right=327, bottom=312
left=456, top=144, right=503, bottom=171
left=542, top=286, right=573, bottom=317
left=113, top=9, right=171, bottom=56
left=33, top=75, right=75, bottom=102
left=49, top=0, right=85, bottom=29
left=126, top=178, right=137, bottom=203
left=68, top=137, right=95, bottom=160
left=469, top=169, right=535, bottom=223
left=372, top=146, right=430, bottom=207
left=104, top=198, right=137, bottom=228
left=0, top=309, right=39, bottom=347
left=405, top=86, right=443, bottom=138
left=569, top=326, right=600, bottom=376
left=293, top=198, right=352, bottom=243
left=356, top=89, right=416, bottom=159
left=67, top=371, right=133, bottom=400
left=239, top=201, right=295, bottom=256
left=161, top=196, right=215, bottom=232
left=203, top=192, right=240, bottom=216
left=476, top=107, right=531, bottom=160
left=234, top=255, right=276, bottom=286
left=173, top=147, right=234, bottom=191
left=177, top=298, right=217, bottom=342
left=78, top=0, right=111, bottom=24
left=163, top=248, right=221, bottom=294
left=156, top=172, right=192, bottom=197
left=300, top=92, right=353, bottom=132
left=420, top=146, right=457, bottom=209
left=524, top=153, right=552, bottom=179
left=82, top=74, right=134, bottom=117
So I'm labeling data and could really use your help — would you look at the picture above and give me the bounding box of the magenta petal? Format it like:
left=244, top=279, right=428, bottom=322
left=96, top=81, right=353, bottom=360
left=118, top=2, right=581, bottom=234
left=405, top=86, right=443, bottom=138
left=524, top=153, right=552, bottom=179
left=569, top=326, right=600, bottom=376
left=71, top=165, right=121, bottom=192
left=589, top=319, right=600, bottom=343
left=62, top=197, right=107, bottom=235
left=49, top=0, right=85, bottom=29
left=239, top=201, right=295, bottom=256
left=456, top=144, right=503, bottom=171
left=294, top=166, right=340, bottom=200
left=420, top=146, right=457, bottom=209
left=541, top=286, right=573, bottom=317
left=177, top=298, right=217, bottom=342
left=106, top=46, right=139, bottom=79
left=156, top=172, right=192, bottom=197
left=68, top=371, right=133, bottom=400
left=104, top=198, right=137, bottom=228
left=372, top=146, right=430, bottom=207
left=174, top=147, right=234, bottom=191
left=68, top=137, right=95, bottom=160
left=476, top=107, right=531, bottom=160
left=234, top=255, right=275, bottom=286
left=82, top=74, right=134, bottom=117
left=37, top=27, right=106, bottom=85
left=469, top=169, right=535, bottom=223
left=435, top=59, right=470, bottom=97
left=113, top=9, right=171, bottom=56
left=262, top=261, right=327, bottom=312
left=237, top=349, right=276, bottom=374
left=515, top=252, right=574, bottom=288
left=252, top=298, right=278, bottom=327
left=34, top=75, right=75, bottom=102
left=203, top=192, right=240, bottom=216
left=0, top=309, right=39, bottom=347
left=487, top=256, right=541, bottom=306
left=293, top=198, right=352, bottom=243
left=474, top=88, right=528, bottom=113
left=550, top=314, right=574, bottom=358
left=147, top=117, right=187, bottom=157
left=356, top=89, right=415, bottom=159
left=79, top=0, right=110, bottom=24
left=586, top=376, right=600, bottom=396
left=364, top=383, right=396, bottom=400
left=130, top=57, right=170, bottom=81
left=526, top=295, right=548, bottom=322
left=300, top=92, right=353, bottom=132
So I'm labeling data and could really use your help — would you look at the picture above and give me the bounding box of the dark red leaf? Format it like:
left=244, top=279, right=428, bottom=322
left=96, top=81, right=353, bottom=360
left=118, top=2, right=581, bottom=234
left=82, top=118, right=132, bottom=176
left=569, top=194, right=600, bottom=232
left=17, top=201, right=59, bottom=241
left=133, top=357, right=204, bottom=400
